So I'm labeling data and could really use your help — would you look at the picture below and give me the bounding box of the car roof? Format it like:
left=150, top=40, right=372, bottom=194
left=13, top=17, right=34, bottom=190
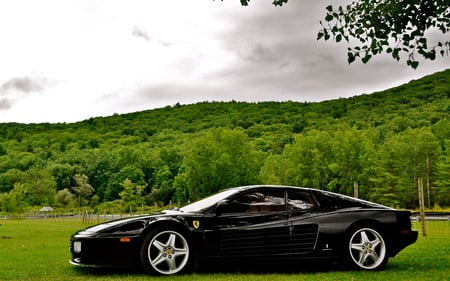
left=235, top=185, right=312, bottom=192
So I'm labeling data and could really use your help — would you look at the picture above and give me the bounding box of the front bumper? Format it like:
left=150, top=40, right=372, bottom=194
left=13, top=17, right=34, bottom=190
left=69, top=236, right=141, bottom=268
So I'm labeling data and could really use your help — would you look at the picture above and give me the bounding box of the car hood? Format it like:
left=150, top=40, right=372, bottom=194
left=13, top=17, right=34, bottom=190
left=76, top=210, right=185, bottom=235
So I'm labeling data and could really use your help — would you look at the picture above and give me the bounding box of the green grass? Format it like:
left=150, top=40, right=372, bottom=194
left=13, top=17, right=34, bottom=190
left=0, top=219, right=448, bottom=281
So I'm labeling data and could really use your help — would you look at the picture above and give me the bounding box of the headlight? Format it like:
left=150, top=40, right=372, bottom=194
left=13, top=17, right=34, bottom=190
left=73, top=241, right=82, bottom=253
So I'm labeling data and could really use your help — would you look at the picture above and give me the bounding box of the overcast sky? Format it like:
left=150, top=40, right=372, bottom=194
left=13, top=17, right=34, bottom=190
left=1, top=0, right=449, bottom=124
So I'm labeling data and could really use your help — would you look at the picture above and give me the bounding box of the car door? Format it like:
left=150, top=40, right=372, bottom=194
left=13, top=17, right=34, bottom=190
left=287, top=188, right=320, bottom=255
left=214, top=188, right=290, bottom=258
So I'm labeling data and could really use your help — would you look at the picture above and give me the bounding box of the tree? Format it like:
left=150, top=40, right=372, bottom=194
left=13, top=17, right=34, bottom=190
left=105, top=166, right=145, bottom=201
left=326, top=128, right=376, bottom=197
left=0, top=169, right=27, bottom=193
left=0, top=144, right=6, bottom=156
left=49, top=163, right=77, bottom=191
left=119, top=179, right=145, bottom=212
left=281, top=127, right=375, bottom=198
left=283, top=130, right=333, bottom=189
left=371, top=128, right=441, bottom=208
left=259, top=154, right=290, bottom=185
left=71, top=174, right=94, bottom=207
left=240, top=0, right=450, bottom=68
left=87, top=151, right=115, bottom=202
left=24, top=167, right=57, bottom=206
left=151, top=165, right=175, bottom=205
left=319, top=0, right=449, bottom=68
left=175, top=128, right=262, bottom=202
left=55, top=188, right=75, bottom=208
left=431, top=138, right=450, bottom=207
left=1, top=183, right=28, bottom=213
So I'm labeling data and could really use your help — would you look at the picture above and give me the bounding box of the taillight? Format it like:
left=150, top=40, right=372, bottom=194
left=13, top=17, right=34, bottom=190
left=400, top=229, right=411, bottom=235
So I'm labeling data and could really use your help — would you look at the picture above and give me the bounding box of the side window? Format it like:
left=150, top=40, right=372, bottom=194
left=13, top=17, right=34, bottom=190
left=287, top=190, right=316, bottom=211
left=223, top=189, right=286, bottom=213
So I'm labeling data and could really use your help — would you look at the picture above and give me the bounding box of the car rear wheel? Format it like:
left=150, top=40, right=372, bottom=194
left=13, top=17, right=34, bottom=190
left=140, top=228, right=191, bottom=275
left=346, top=226, right=388, bottom=270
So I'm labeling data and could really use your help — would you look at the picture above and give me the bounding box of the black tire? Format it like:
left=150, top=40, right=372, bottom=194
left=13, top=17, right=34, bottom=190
left=345, top=226, right=389, bottom=271
left=140, top=227, right=191, bottom=275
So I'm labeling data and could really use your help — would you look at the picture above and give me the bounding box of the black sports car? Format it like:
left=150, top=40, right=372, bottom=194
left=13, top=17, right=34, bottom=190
left=70, top=185, right=418, bottom=275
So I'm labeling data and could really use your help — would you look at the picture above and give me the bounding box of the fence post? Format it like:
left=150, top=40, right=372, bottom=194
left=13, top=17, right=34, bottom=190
left=426, top=154, right=431, bottom=208
left=353, top=181, right=358, bottom=199
left=418, top=177, right=427, bottom=237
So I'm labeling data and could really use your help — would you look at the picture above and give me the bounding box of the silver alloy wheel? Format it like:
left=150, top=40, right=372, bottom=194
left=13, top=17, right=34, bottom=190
left=147, top=230, right=189, bottom=275
left=348, top=227, right=386, bottom=270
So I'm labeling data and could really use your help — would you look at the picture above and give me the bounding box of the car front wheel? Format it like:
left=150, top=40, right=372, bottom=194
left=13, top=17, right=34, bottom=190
left=346, top=226, right=388, bottom=270
left=140, top=228, right=191, bottom=275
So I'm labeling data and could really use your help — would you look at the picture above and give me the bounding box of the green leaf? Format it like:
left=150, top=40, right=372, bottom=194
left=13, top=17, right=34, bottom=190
left=361, top=54, right=372, bottom=64
left=344, top=15, right=351, bottom=24
left=325, top=14, right=334, bottom=22
left=326, top=5, right=333, bottom=12
left=317, top=31, right=324, bottom=40
left=347, top=52, right=356, bottom=64
left=336, top=34, right=342, bottom=43
left=240, top=0, right=249, bottom=6
left=429, top=50, right=436, bottom=60
left=410, top=61, right=419, bottom=69
left=392, top=48, right=400, bottom=60
left=272, top=0, right=288, bottom=7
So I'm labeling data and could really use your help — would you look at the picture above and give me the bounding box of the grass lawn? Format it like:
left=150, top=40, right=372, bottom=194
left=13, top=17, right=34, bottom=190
left=0, top=219, right=448, bottom=281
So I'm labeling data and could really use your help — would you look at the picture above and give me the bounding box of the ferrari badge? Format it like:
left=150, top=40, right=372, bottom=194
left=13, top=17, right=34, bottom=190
left=193, top=220, right=200, bottom=229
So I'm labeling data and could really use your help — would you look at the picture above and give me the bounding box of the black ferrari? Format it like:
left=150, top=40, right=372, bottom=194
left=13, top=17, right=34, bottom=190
left=70, top=185, right=418, bottom=275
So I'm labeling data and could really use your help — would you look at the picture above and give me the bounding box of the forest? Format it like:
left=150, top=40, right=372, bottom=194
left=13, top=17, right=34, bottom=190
left=1, top=69, right=450, bottom=214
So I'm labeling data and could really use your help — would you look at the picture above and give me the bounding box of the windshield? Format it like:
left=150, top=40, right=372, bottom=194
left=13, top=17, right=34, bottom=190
left=179, top=188, right=239, bottom=212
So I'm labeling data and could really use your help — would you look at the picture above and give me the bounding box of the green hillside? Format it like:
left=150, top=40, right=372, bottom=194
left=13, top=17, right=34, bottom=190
left=1, top=69, right=450, bottom=213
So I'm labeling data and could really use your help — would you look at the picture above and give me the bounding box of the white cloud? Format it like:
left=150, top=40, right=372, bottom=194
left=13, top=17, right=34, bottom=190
left=0, top=0, right=448, bottom=123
